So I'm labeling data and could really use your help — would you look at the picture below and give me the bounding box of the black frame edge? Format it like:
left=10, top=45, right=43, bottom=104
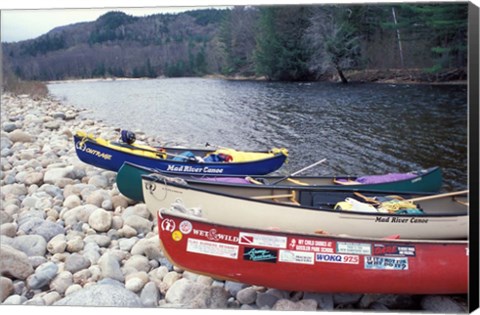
left=468, top=1, right=480, bottom=313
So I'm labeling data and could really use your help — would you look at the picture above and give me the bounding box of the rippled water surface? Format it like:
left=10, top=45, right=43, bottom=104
left=48, top=78, right=468, bottom=190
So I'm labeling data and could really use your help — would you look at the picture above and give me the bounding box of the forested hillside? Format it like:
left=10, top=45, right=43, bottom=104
left=2, top=3, right=468, bottom=83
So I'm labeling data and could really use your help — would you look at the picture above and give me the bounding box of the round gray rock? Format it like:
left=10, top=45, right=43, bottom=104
left=27, top=261, right=59, bottom=290
left=237, top=286, right=258, bottom=305
left=65, top=253, right=91, bottom=274
left=54, top=282, right=142, bottom=307
left=10, top=235, right=47, bottom=257
left=88, top=208, right=112, bottom=232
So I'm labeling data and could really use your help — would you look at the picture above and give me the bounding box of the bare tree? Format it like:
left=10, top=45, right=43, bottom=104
left=305, top=6, right=361, bottom=83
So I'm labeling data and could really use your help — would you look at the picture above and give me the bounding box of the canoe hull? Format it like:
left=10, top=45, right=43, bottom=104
left=142, top=175, right=468, bottom=239
left=73, top=135, right=287, bottom=175
left=117, top=161, right=442, bottom=202
left=158, top=211, right=468, bottom=294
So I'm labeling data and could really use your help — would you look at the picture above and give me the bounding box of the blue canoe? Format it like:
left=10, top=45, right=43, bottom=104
left=73, top=131, right=288, bottom=175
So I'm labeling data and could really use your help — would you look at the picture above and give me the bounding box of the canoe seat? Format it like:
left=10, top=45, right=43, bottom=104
left=252, top=191, right=300, bottom=206
left=286, top=178, right=309, bottom=186
left=245, top=176, right=264, bottom=185
left=333, top=179, right=361, bottom=185
left=453, top=197, right=469, bottom=206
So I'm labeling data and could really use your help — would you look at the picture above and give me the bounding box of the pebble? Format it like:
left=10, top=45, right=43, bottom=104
left=8, top=129, right=34, bottom=143
left=27, top=256, right=48, bottom=269
left=47, top=234, right=67, bottom=254
left=119, top=224, right=138, bottom=238
left=225, top=281, right=248, bottom=297
left=140, top=281, right=160, bottom=307
left=98, top=253, right=124, bottom=282
left=3, top=122, right=18, bottom=132
left=88, top=175, right=109, bottom=189
left=72, top=269, right=92, bottom=285
left=88, top=208, right=112, bottom=232
left=43, top=166, right=76, bottom=185
left=0, top=244, right=34, bottom=280
left=165, top=278, right=205, bottom=305
left=125, top=271, right=149, bottom=292
left=27, top=220, right=65, bottom=241
left=119, top=237, right=138, bottom=251
left=50, top=271, right=73, bottom=295
left=65, top=284, right=83, bottom=296
left=3, top=294, right=28, bottom=305
left=27, top=261, right=58, bottom=290
left=66, top=236, right=84, bottom=252
left=8, top=234, right=47, bottom=256
left=64, top=253, right=91, bottom=274
left=123, top=204, right=151, bottom=219
left=124, top=254, right=151, bottom=273
left=86, top=190, right=111, bottom=207
left=123, top=215, right=152, bottom=235
left=112, top=195, right=129, bottom=209
left=43, top=291, right=62, bottom=305
left=63, top=194, right=81, bottom=208
left=0, top=93, right=466, bottom=311
left=0, top=277, right=14, bottom=302
left=256, top=291, right=280, bottom=309
left=130, top=237, right=162, bottom=260
left=236, top=286, right=258, bottom=305
left=83, top=234, right=111, bottom=247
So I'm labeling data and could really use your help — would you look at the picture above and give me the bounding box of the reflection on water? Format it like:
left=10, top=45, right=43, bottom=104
left=48, top=78, right=467, bottom=190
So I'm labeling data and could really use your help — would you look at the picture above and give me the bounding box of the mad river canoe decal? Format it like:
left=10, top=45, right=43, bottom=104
left=166, top=164, right=225, bottom=174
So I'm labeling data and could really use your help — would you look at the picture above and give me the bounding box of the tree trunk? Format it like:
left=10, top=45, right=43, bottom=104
left=336, top=65, right=348, bottom=83
left=392, top=7, right=405, bottom=68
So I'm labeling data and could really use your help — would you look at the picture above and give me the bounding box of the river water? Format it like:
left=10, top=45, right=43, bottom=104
left=48, top=78, right=468, bottom=191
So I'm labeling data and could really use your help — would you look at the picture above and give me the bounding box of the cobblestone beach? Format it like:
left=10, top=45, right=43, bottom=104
left=0, top=93, right=469, bottom=312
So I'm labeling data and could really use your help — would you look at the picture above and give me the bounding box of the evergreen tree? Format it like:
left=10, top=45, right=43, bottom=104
left=254, top=7, right=281, bottom=79
left=254, top=6, right=313, bottom=81
left=385, top=3, right=468, bottom=71
left=219, top=6, right=258, bottom=76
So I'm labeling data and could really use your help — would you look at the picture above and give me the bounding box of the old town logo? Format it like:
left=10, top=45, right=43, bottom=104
left=161, top=219, right=176, bottom=233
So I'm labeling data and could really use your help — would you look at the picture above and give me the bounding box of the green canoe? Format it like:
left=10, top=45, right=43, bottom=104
left=116, top=162, right=442, bottom=202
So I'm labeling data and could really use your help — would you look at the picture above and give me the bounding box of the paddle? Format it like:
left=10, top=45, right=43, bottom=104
left=269, top=158, right=327, bottom=185
left=405, top=190, right=469, bottom=203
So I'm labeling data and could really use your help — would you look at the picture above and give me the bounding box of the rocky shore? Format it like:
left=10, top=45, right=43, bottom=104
left=0, top=93, right=469, bottom=312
